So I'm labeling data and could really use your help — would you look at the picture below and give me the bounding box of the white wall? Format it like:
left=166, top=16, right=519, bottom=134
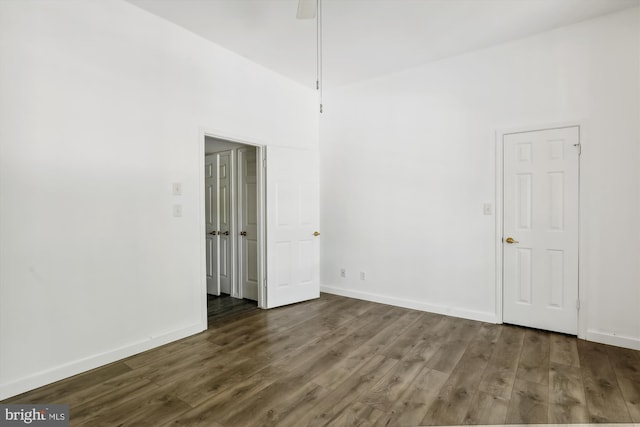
left=320, top=8, right=640, bottom=349
left=0, top=0, right=317, bottom=399
left=205, top=136, right=246, bottom=154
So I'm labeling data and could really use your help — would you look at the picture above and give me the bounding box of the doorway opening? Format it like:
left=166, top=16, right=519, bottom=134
left=202, top=134, right=266, bottom=323
left=198, top=130, right=321, bottom=326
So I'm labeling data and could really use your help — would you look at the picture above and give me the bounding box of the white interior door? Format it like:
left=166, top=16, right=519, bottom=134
left=238, top=147, right=258, bottom=301
left=205, top=154, right=220, bottom=295
left=218, top=151, right=234, bottom=295
left=266, top=146, right=320, bottom=308
left=503, top=126, right=579, bottom=335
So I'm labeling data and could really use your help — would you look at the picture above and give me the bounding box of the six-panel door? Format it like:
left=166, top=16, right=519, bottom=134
left=266, top=146, right=320, bottom=308
left=503, top=127, right=579, bottom=335
left=205, top=154, right=220, bottom=295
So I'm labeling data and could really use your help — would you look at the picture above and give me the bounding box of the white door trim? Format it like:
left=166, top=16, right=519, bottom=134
left=199, top=128, right=267, bottom=316
left=495, top=121, right=586, bottom=339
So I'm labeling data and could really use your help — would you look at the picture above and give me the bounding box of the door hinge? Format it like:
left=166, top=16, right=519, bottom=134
left=576, top=299, right=581, bottom=310
left=574, top=143, right=581, bottom=155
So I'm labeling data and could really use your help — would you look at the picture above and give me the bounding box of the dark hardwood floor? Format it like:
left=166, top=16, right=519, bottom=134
left=207, top=293, right=258, bottom=325
left=4, top=293, right=640, bottom=426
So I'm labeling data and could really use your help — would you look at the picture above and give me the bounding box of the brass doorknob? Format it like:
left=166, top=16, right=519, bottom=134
left=220, top=231, right=229, bottom=236
left=313, top=231, right=320, bottom=237
left=505, top=237, right=519, bottom=244
left=240, top=231, right=247, bottom=236
left=208, top=231, right=218, bottom=236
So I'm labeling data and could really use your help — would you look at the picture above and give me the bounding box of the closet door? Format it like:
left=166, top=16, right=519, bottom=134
left=205, top=154, right=219, bottom=295
left=238, top=147, right=258, bottom=301
left=218, top=151, right=234, bottom=295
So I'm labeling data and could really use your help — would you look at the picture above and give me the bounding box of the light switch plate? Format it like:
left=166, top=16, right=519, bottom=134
left=172, top=183, right=182, bottom=196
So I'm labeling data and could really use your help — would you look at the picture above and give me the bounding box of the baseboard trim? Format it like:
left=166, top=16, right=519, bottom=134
left=321, top=285, right=498, bottom=324
left=585, top=329, right=640, bottom=351
left=0, top=323, right=205, bottom=401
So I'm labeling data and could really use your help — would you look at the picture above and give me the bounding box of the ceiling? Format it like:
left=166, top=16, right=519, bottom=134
left=126, top=0, right=639, bottom=89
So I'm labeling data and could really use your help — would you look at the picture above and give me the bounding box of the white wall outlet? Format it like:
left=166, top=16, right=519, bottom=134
left=172, top=204, right=182, bottom=217
left=340, top=268, right=346, bottom=278
left=483, top=203, right=492, bottom=215
left=172, top=182, right=182, bottom=196
left=360, top=272, right=365, bottom=280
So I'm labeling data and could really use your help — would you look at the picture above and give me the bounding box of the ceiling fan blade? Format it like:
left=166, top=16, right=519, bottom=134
left=297, top=0, right=317, bottom=19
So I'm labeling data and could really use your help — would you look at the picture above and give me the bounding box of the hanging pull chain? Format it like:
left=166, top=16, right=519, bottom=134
left=317, top=0, right=323, bottom=113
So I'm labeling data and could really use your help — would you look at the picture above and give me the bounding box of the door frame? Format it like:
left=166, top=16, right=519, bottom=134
left=495, top=121, right=587, bottom=339
left=198, top=128, right=267, bottom=324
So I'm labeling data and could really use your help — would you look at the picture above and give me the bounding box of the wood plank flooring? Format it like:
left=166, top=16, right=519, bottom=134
left=207, top=293, right=258, bottom=324
left=4, top=293, right=640, bottom=426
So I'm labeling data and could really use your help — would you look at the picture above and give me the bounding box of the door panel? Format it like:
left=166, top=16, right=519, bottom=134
left=205, top=155, right=219, bottom=295
left=239, top=147, right=258, bottom=301
left=503, top=126, right=579, bottom=335
left=266, top=147, right=320, bottom=308
left=218, top=151, right=233, bottom=295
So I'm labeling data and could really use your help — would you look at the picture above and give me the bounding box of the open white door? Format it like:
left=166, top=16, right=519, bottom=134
left=265, top=146, right=320, bottom=308
left=503, top=126, right=579, bottom=335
